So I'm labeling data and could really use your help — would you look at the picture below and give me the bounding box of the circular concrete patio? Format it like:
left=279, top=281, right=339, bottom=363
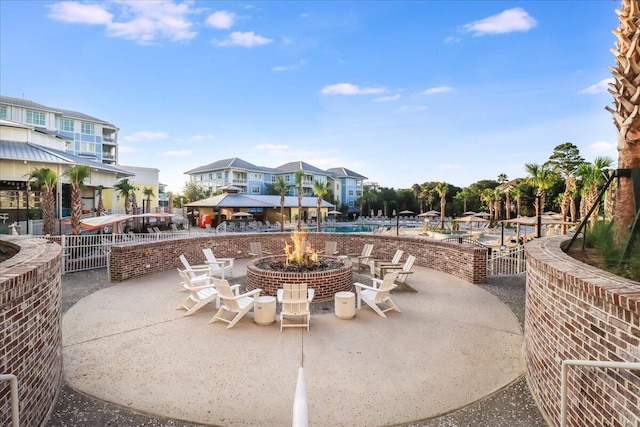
left=61, top=260, right=524, bottom=426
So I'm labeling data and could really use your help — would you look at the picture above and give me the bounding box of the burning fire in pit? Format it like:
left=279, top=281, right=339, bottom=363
left=284, top=230, right=318, bottom=267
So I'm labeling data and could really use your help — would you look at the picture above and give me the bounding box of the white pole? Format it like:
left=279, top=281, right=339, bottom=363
left=292, top=367, right=308, bottom=427
left=0, top=374, right=19, bottom=427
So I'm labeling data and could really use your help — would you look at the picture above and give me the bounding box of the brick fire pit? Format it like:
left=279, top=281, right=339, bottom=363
left=246, top=255, right=353, bottom=302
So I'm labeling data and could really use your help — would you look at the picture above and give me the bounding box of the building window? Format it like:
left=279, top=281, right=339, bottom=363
left=65, top=140, right=74, bottom=150
left=250, top=173, right=262, bottom=181
left=251, top=186, right=261, bottom=194
left=285, top=175, right=290, bottom=182
left=348, top=201, right=355, bottom=207
left=216, top=172, right=222, bottom=179
left=81, top=122, right=94, bottom=135
left=26, top=110, right=45, bottom=126
left=0, top=106, right=6, bottom=120
left=348, top=190, right=354, bottom=196
left=272, top=176, right=277, bottom=183
left=80, top=141, right=95, bottom=153
left=60, top=118, right=74, bottom=132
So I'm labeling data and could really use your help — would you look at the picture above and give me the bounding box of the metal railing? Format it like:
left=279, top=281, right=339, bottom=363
left=560, top=359, right=640, bottom=427
left=0, top=374, right=19, bottom=427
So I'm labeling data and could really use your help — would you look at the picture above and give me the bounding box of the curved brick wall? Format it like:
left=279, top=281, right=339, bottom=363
left=0, top=236, right=62, bottom=427
left=109, top=232, right=487, bottom=284
left=524, top=236, right=639, bottom=427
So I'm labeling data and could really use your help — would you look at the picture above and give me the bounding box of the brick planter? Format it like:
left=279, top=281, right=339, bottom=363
left=246, top=255, right=353, bottom=302
left=524, top=236, right=639, bottom=427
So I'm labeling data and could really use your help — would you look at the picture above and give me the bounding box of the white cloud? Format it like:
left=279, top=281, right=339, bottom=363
left=585, top=140, right=617, bottom=155
left=48, top=1, right=112, bottom=25
left=161, top=150, right=191, bottom=156
left=373, top=94, right=401, bottom=102
left=48, top=1, right=196, bottom=44
left=421, top=86, right=453, bottom=95
left=395, top=105, right=428, bottom=113
left=175, top=134, right=215, bottom=143
left=321, top=83, right=386, bottom=95
left=123, top=131, right=169, bottom=142
left=205, top=11, right=235, bottom=29
left=213, top=31, right=273, bottom=47
left=118, top=145, right=141, bottom=153
left=272, top=60, right=307, bottom=72
left=463, top=8, right=537, bottom=36
left=445, top=36, right=460, bottom=44
left=579, top=78, right=614, bottom=95
left=255, top=144, right=289, bottom=150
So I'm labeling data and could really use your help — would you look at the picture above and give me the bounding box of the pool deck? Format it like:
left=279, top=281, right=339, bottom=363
left=49, top=261, right=548, bottom=427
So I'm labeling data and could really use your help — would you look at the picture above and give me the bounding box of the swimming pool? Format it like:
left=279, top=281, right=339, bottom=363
left=316, top=225, right=380, bottom=233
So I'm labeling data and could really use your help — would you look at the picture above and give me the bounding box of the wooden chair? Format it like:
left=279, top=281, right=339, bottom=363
left=249, top=242, right=272, bottom=258
left=347, top=244, right=374, bottom=271
left=176, top=268, right=219, bottom=316
left=370, top=249, right=404, bottom=277
left=379, top=255, right=417, bottom=292
left=209, top=279, right=262, bottom=329
left=277, top=283, right=315, bottom=332
left=354, top=272, right=400, bottom=318
left=202, top=248, right=234, bottom=279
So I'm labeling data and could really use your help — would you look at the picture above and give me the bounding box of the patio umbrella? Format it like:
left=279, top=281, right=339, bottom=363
left=475, top=212, right=491, bottom=218
left=418, top=211, right=439, bottom=217
left=327, top=210, right=342, bottom=215
left=456, top=215, right=490, bottom=223
left=232, top=212, right=253, bottom=218
left=462, top=211, right=477, bottom=216
left=399, top=210, right=415, bottom=215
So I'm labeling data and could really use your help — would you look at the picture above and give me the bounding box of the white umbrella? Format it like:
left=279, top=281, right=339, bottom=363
left=399, top=210, right=415, bottom=215
left=456, top=215, right=490, bottom=223
left=327, top=210, right=342, bottom=215
left=232, top=212, right=253, bottom=218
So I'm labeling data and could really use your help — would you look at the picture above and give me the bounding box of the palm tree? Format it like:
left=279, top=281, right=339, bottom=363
left=63, top=165, right=91, bottom=235
left=411, top=183, right=422, bottom=209
left=497, top=173, right=508, bottom=184
left=577, top=157, right=613, bottom=226
left=509, top=184, right=523, bottom=218
left=273, top=176, right=291, bottom=232
left=27, top=168, right=57, bottom=235
left=95, top=185, right=105, bottom=216
left=114, top=178, right=135, bottom=214
left=606, top=0, right=640, bottom=241
left=434, top=182, right=448, bottom=229
left=480, top=189, right=494, bottom=220
left=312, top=181, right=330, bottom=232
left=143, top=186, right=155, bottom=228
left=525, top=163, right=557, bottom=237
left=454, top=188, right=472, bottom=214
left=546, top=142, right=584, bottom=232
left=295, top=170, right=304, bottom=231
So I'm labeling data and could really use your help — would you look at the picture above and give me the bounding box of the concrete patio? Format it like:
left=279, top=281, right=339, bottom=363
left=56, top=259, right=535, bottom=426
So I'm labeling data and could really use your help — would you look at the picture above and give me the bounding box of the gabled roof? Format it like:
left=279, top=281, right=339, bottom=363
left=275, top=161, right=328, bottom=175
left=326, top=167, right=367, bottom=180
left=0, top=95, right=115, bottom=127
left=0, top=140, right=134, bottom=178
left=184, top=157, right=275, bottom=174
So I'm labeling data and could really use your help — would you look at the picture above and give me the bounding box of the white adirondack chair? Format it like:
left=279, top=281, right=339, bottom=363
left=370, top=249, right=404, bottom=277
left=202, top=248, right=234, bottom=279
left=378, top=255, right=417, bottom=292
left=176, top=268, right=220, bottom=316
left=209, top=279, right=262, bottom=329
left=249, top=242, right=272, bottom=258
left=354, top=272, right=401, bottom=318
left=347, top=243, right=374, bottom=271
left=277, top=283, right=315, bottom=332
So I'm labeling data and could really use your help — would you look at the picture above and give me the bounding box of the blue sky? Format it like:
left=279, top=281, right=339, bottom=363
left=0, top=1, right=620, bottom=194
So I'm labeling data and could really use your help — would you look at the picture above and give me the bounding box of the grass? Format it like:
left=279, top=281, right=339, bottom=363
left=580, top=221, right=640, bottom=281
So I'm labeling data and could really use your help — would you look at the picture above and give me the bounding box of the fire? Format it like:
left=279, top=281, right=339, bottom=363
left=284, top=230, right=319, bottom=266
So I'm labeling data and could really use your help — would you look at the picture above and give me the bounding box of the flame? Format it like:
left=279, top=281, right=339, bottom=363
left=284, top=230, right=319, bottom=266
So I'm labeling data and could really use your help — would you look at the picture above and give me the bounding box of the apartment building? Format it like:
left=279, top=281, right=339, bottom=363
left=0, top=95, right=119, bottom=165
left=185, top=157, right=366, bottom=214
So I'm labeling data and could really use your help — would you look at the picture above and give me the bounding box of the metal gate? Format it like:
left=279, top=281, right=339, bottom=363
left=487, top=245, right=526, bottom=275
